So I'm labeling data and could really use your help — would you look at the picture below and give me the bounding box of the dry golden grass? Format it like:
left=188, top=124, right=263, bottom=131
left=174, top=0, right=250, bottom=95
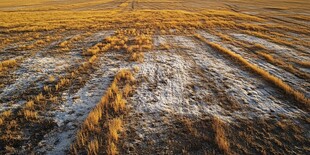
left=35, top=93, right=44, bottom=102
left=87, top=138, right=99, bottom=155
left=44, top=85, right=51, bottom=92
left=263, top=24, right=310, bottom=35
left=113, top=93, right=126, bottom=112
left=107, top=141, right=118, bottom=155
left=123, top=83, right=133, bottom=98
left=35, top=40, right=45, bottom=45
left=130, top=52, right=144, bottom=62
left=0, top=59, right=17, bottom=71
left=257, top=52, right=310, bottom=79
left=212, top=116, right=230, bottom=154
left=59, top=40, right=71, bottom=51
left=86, top=45, right=101, bottom=55
left=159, top=43, right=171, bottom=50
left=108, top=118, right=123, bottom=141
left=213, top=32, right=309, bottom=79
left=48, top=75, right=56, bottom=82
left=1, top=110, right=12, bottom=118
left=0, top=110, right=12, bottom=125
left=0, top=9, right=261, bottom=33
left=133, top=66, right=140, bottom=73
left=55, top=78, right=70, bottom=91
left=23, top=110, right=37, bottom=120
left=243, top=30, right=294, bottom=48
left=89, top=55, right=97, bottom=63
left=84, top=108, right=102, bottom=131
left=115, top=69, right=135, bottom=83
left=195, top=34, right=310, bottom=109
left=1, top=1, right=309, bottom=154
left=72, top=69, right=135, bottom=154
left=292, top=60, right=310, bottom=68
left=25, top=100, right=35, bottom=110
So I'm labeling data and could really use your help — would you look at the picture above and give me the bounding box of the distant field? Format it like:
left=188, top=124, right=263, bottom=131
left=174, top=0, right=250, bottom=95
left=0, top=0, right=309, bottom=154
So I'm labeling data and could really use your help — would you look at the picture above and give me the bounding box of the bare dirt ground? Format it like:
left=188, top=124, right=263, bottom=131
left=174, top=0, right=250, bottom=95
left=0, top=0, right=309, bottom=154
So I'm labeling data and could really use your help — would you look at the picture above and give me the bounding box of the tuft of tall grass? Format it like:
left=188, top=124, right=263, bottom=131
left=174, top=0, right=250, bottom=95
left=23, top=110, right=37, bottom=120
left=108, top=118, right=123, bottom=141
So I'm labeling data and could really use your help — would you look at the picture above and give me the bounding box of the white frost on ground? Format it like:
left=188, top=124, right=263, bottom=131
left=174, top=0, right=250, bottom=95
left=198, top=30, right=309, bottom=98
left=170, top=34, right=305, bottom=117
left=0, top=54, right=71, bottom=112
left=124, top=50, right=222, bottom=152
left=231, top=33, right=310, bottom=74
left=231, top=33, right=310, bottom=61
left=133, top=52, right=206, bottom=116
left=35, top=52, right=135, bottom=154
left=123, top=35, right=306, bottom=154
left=0, top=31, right=112, bottom=112
left=36, top=57, right=113, bottom=154
left=124, top=35, right=306, bottom=150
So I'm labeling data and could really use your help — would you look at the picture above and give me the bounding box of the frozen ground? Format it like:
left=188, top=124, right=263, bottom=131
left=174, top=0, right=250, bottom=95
left=0, top=25, right=309, bottom=155
left=35, top=52, right=135, bottom=154
left=121, top=34, right=309, bottom=154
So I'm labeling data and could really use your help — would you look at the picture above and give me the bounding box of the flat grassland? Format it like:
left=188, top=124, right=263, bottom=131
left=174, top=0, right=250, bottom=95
left=0, top=0, right=309, bottom=154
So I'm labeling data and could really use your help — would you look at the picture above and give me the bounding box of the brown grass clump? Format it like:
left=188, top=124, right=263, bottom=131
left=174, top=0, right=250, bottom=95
left=87, top=138, right=99, bottom=155
left=159, top=43, right=171, bottom=50
left=108, top=118, right=123, bottom=141
left=89, top=55, right=97, bottom=63
left=115, top=69, right=135, bottom=83
left=2, top=110, right=12, bottom=118
left=25, top=100, right=35, bottom=110
left=113, top=93, right=126, bottom=112
left=44, top=85, right=51, bottom=92
left=84, top=108, right=102, bottom=131
left=123, top=83, right=133, bottom=98
left=35, top=40, right=45, bottom=45
left=59, top=40, right=69, bottom=48
left=195, top=34, right=310, bottom=109
left=0, top=110, right=12, bottom=126
left=107, top=141, right=118, bottom=155
left=23, top=110, right=37, bottom=120
left=86, top=45, right=101, bottom=55
left=130, top=52, right=144, bottom=62
left=35, top=93, right=44, bottom=102
left=49, top=75, right=56, bottom=82
left=55, top=78, right=70, bottom=91
left=0, top=59, right=17, bottom=71
left=212, top=116, right=230, bottom=154
left=133, top=66, right=140, bottom=73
